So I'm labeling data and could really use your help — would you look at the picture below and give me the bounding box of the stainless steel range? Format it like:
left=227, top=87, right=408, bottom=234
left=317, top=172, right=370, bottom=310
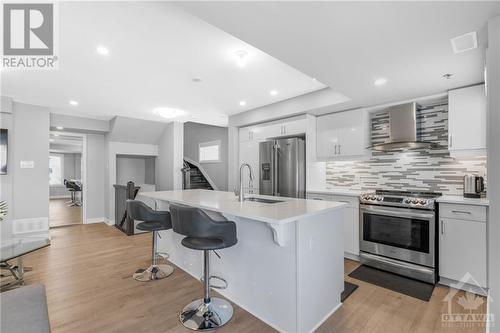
left=359, top=190, right=441, bottom=284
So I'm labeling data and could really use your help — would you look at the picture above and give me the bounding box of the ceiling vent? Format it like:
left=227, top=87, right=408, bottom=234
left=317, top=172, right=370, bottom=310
left=450, top=31, right=478, bottom=54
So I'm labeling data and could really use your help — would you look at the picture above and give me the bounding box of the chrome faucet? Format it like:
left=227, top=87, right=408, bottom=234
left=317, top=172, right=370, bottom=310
left=234, top=163, right=254, bottom=202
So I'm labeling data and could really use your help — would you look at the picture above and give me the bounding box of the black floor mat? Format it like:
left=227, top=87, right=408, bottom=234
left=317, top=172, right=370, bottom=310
left=348, top=265, right=434, bottom=301
left=341, top=281, right=358, bottom=302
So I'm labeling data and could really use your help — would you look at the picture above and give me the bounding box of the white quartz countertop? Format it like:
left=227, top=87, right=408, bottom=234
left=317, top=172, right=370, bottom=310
left=306, top=188, right=366, bottom=197
left=140, top=189, right=347, bottom=224
left=437, top=195, right=489, bottom=206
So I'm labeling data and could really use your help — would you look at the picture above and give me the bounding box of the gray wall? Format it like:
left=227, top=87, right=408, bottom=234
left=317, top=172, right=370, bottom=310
left=116, top=155, right=152, bottom=185
left=183, top=122, right=228, bottom=190
left=86, top=134, right=105, bottom=220
left=0, top=101, right=50, bottom=238
left=49, top=152, right=82, bottom=197
left=156, top=122, right=183, bottom=191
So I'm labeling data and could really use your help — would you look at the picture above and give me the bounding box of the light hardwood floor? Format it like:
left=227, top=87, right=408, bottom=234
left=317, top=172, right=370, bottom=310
left=19, top=223, right=487, bottom=333
left=49, top=198, right=82, bottom=227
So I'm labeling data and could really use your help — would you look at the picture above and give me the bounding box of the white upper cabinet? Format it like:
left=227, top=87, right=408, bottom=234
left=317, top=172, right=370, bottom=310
left=316, top=108, right=368, bottom=160
left=448, top=84, right=486, bottom=157
left=281, top=118, right=306, bottom=136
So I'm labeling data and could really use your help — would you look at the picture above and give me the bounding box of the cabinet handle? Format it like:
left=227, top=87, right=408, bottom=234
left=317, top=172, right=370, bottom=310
left=312, top=197, right=323, bottom=200
left=282, top=125, right=286, bottom=134
left=334, top=145, right=338, bottom=155
left=449, top=134, right=453, bottom=148
left=338, top=200, right=350, bottom=203
left=441, top=220, right=444, bottom=235
left=451, top=210, right=472, bottom=215
left=338, top=144, right=341, bottom=155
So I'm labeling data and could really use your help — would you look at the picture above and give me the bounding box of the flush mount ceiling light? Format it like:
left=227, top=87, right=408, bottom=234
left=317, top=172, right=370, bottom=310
left=239, top=100, right=247, bottom=106
left=56, top=126, right=64, bottom=130
left=69, top=100, right=78, bottom=106
left=450, top=31, right=478, bottom=54
left=270, top=90, right=278, bottom=96
left=153, top=107, right=186, bottom=119
left=234, top=50, right=248, bottom=68
left=96, top=46, right=110, bottom=55
left=374, top=78, right=387, bottom=86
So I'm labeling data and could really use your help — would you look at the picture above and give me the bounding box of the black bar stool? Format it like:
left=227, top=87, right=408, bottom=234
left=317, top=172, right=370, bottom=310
left=169, top=204, right=237, bottom=331
left=126, top=200, right=174, bottom=282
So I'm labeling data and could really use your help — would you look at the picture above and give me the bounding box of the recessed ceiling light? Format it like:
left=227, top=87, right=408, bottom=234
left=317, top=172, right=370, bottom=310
left=374, top=78, right=387, bottom=86
left=96, top=46, right=109, bottom=55
left=153, top=107, right=186, bottom=119
left=270, top=90, right=278, bottom=96
left=234, top=50, right=248, bottom=68
left=312, top=78, right=317, bottom=81
left=239, top=101, right=247, bottom=106
left=56, top=126, right=64, bottom=130
left=69, top=100, right=78, bottom=106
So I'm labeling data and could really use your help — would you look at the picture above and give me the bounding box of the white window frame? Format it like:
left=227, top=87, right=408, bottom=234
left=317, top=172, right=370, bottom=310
left=199, top=140, right=221, bottom=163
left=49, top=153, right=65, bottom=186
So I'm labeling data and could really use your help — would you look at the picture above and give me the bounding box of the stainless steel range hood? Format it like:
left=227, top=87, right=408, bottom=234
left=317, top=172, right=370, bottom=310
left=370, top=102, right=434, bottom=151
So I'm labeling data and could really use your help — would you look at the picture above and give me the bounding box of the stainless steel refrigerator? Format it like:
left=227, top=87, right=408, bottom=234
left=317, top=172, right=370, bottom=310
left=259, top=138, right=306, bottom=198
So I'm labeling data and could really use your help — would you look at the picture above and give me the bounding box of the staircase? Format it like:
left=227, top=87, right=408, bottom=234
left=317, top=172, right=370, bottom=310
left=182, top=160, right=214, bottom=190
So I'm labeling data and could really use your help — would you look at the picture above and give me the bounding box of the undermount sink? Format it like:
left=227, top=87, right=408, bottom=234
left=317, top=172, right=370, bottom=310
left=244, top=197, right=284, bottom=204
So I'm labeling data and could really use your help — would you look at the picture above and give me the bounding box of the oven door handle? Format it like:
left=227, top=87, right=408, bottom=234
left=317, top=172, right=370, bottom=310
left=360, top=206, right=434, bottom=220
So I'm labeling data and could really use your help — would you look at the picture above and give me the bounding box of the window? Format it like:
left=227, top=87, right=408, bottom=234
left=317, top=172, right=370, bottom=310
left=49, top=154, right=64, bottom=185
left=199, top=140, right=221, bottom=163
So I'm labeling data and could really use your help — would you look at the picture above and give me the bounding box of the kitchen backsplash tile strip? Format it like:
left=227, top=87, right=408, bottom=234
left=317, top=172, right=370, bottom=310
left=325, top=101, right=487, bottom=195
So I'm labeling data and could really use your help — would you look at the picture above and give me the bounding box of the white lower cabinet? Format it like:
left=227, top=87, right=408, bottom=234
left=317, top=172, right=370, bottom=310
left=306, top=192, right=360, bottom=259
left=439, top=203, right=487, bottom=289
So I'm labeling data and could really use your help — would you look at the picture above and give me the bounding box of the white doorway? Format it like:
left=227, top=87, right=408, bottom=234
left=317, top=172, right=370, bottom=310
left=48, top=131, right=87, bottom=227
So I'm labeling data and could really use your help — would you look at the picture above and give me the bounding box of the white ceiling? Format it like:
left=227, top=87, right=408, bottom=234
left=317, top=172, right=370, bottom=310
left=1, top=2, right=328, bottom=126
left=178, top=1, right=500, bottom=113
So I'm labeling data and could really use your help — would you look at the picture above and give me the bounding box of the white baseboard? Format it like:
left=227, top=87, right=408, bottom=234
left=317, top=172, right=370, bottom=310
left=104, top=218, right=114, bottom=226
left=439, top=277, right=489, bottom=296
left=13, top=217, right=49, bottom=234
left=84, top=217, right=106, bottom=224
left=344, top=252, right=360, bottom=261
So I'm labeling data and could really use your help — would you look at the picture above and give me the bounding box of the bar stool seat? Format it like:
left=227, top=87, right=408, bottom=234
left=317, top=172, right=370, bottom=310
left=127, top=200, right=174, bottom=282
left=170, top=204, right=237, bottom=331
left=181, top=237, right=235, bottom=250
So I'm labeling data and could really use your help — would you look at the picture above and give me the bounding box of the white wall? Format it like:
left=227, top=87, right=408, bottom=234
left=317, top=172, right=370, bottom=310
left=487, top=15, right=500, bottom=333
left=156, top=121, right=183, bottom=191
left=50, top=113, right=109, bottom=133
left=86, top=134, right=106, bottom=222
left=0, top=101, right=50, bottom=237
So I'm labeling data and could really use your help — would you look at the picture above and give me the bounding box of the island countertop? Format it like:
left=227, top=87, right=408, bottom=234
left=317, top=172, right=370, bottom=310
left=140, top=189, right=346, bottom=225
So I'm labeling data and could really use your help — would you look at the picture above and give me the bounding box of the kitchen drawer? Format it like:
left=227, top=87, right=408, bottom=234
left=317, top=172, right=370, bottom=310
left=306, top=193, right=333, bottom=201
left=440, top=203, right=487, bottom=222
left=331, top=195, right=359, bottom=208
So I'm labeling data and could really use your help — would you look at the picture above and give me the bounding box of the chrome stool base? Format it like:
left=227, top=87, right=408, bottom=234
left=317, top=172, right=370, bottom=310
left=179, top=298, right=233, bottom=331
left=132, top=264, right=174, bottom=282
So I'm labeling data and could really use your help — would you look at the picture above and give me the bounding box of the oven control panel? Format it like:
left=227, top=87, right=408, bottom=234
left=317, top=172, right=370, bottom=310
left=360, top=193, right=435, bottom=209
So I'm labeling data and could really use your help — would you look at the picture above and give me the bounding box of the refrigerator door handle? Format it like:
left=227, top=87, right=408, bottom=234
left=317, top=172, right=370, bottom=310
left=273, top=144, right=279, bottom=196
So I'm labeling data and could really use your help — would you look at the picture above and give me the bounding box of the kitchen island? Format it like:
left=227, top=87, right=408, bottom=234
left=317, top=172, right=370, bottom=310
left=139, top=189, right=346, bottom=333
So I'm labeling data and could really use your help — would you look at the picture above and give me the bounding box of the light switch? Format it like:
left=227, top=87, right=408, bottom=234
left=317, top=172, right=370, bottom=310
left=20, top=161, right=35, bottom=168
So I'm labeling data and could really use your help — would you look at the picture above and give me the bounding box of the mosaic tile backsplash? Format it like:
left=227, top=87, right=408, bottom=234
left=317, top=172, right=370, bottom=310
left=325, top=101, right=487, bottom=195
